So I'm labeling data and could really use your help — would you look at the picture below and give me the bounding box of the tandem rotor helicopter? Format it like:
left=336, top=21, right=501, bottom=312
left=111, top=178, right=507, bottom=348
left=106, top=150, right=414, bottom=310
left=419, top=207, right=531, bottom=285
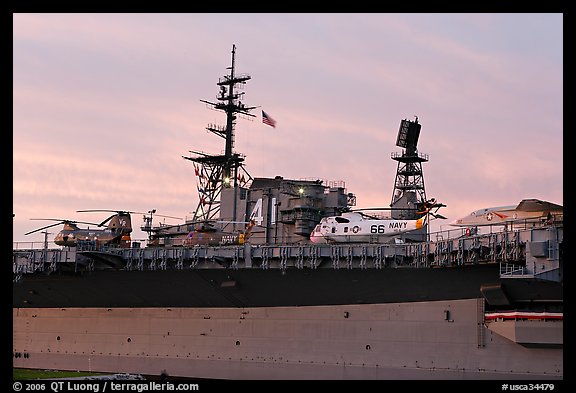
left=25, top=209, right=180, bottom=248
left=310, top=199, right=447, bottom=244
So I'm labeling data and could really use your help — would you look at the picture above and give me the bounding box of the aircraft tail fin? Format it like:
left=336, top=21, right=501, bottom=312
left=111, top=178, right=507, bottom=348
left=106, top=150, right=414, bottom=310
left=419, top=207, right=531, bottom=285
left=417, top=199, right=447, bottom=225
left=105, top=213, right=133, bottom=234
left=416, top=216, right=426, bottom=229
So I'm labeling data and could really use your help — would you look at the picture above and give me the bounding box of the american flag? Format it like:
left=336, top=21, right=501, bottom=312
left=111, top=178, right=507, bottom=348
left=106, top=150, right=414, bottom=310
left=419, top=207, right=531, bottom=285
left=262, top=110, right=276, bottom=128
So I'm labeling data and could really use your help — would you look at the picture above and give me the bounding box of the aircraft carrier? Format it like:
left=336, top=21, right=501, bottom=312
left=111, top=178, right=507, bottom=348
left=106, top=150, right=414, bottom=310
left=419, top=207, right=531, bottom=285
left=13, top=45, right=563, bottom=380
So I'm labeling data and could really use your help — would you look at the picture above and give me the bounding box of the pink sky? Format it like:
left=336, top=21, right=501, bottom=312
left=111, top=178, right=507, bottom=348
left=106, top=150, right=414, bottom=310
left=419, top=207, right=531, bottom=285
left=13, top=13, right=563, bottom=244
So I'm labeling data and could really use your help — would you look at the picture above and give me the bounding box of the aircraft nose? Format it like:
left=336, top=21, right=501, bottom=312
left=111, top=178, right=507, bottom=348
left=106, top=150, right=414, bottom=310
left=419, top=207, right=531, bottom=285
left=309, top=230, right=319, bottom=243
left=309, top=230, right=327, bottom=244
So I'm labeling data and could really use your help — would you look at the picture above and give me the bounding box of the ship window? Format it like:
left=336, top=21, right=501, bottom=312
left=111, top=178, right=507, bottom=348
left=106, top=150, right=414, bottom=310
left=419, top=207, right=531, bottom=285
left=335, top=217, right=350, bottom=223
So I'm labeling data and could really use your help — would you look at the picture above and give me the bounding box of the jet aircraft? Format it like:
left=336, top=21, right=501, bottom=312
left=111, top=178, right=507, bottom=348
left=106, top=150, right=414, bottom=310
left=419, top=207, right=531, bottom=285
left=449, top=199, right=563, bottom=227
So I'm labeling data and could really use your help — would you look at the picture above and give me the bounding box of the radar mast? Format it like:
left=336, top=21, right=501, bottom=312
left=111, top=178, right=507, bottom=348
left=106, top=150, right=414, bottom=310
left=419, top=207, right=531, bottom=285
left=390, top=117, right=429, bottom=223
left=183, top=44, right=255, bottom=222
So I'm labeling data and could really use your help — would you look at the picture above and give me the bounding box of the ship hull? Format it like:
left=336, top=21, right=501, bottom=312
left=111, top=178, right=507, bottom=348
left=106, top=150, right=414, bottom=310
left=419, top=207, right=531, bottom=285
left=13, top=264, right=563, bottom=379
left=13, top=299, right=562, bottom=379
left=13, top=264, right=524, bottom=308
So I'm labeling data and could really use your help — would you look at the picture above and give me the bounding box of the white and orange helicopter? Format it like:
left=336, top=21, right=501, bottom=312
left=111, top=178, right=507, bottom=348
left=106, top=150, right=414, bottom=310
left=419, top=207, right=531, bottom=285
left=310, top=199, right=446, bottom=244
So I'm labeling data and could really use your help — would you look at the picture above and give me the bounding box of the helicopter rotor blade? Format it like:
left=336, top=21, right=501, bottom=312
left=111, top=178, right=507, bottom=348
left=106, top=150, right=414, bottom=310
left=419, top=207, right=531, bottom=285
left=75, top=220, right=102, bottom=226
left=98, top=214, right=116, bottom=227
left=78, top=209, right=179, bottom=217
left=30, top=218, right=75, bottom=222
left=357, top=212, right=383, bottom=220
left=348, top=207, right=419, bottom=212
left=77, top=209, right=130, bottom=213
left=77, top=209, right=136, bottom=216
left=76, top=210, right=132, bottom=227
left=24, top=222, right=63, bottom=236
left=25, top=219, right=102, bottom=235
left=78, top=209, right=182, bottom=222
left=152, top=213, right=182, bottom=220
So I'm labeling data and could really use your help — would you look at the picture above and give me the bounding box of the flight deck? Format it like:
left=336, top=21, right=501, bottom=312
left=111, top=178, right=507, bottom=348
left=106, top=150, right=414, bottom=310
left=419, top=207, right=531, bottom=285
left=13, top=220, right=562, bottom=284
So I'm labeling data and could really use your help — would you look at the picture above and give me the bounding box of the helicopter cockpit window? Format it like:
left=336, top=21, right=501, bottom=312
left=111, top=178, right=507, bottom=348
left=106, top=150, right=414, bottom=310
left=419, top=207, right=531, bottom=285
left=335, top=217, right=350, bottom=223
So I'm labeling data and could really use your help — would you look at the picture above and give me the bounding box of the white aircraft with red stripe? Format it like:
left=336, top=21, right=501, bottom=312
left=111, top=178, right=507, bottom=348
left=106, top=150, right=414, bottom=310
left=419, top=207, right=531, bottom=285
left=450, top=199, right=563, bottom=227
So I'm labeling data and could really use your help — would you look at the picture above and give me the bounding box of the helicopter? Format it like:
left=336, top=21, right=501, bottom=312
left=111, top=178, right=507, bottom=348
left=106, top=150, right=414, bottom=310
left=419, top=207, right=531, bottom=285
left=25, top=210, right=133, bottom=247
left=182, top=219, right=256, bottom=247
left=24, top=210, right=169, bottom=248
left=309, top=199, right=446, bottom=244
left=144, top=217, right=257, bottom=247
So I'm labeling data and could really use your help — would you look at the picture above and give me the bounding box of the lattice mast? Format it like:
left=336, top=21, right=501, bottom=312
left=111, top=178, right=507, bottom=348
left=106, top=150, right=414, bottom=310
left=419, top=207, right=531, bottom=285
left=390, top=117, right=429, bottom=220
left=183, top=45, right=256, bottom=222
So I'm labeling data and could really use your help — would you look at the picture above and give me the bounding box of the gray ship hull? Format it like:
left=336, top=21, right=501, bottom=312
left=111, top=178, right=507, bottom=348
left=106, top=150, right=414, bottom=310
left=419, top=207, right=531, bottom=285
left=13, top=263, right=563, bottom=379
left=13, top=298, right=562, bottom=379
